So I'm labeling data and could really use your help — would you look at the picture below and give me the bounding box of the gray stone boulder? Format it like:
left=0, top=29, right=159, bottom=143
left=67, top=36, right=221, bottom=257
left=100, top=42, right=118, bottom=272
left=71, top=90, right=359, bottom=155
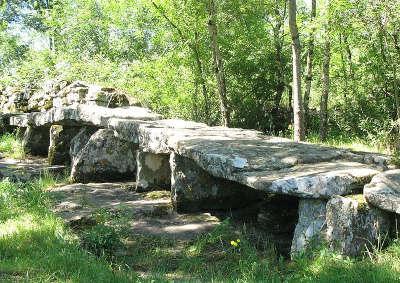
left=170, top=152, right=263, bottom=213
left=69, top=127, right=98, bottom=160
left=291, top=199, right=327, bottom=257
left=136, top=152, right=171, bottom=192
left=0, top=86, right=30, bottom=113
left=53, top=81, right=130, bottom=108
left=48, top=125, right=81, bottom=165
left=70, top=128, right=138, bottom=183
left=326, top=195, right=392, bottom=256
left=22, top=126, right=50, bottom=156
left=364, top=170, right=400, bottom=214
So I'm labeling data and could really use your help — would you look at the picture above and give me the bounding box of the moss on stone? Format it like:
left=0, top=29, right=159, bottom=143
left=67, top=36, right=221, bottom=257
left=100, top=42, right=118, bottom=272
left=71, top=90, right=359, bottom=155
left=348, top=194, right=369, bottom=212
left=144, top=191, right=171, bottom=200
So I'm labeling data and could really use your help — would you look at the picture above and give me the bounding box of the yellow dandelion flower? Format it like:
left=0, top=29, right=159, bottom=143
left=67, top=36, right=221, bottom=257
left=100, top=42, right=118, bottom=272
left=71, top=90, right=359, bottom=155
left=237, top=239, right=240, bottom=243
left=230, top=240, right=238, bottom=247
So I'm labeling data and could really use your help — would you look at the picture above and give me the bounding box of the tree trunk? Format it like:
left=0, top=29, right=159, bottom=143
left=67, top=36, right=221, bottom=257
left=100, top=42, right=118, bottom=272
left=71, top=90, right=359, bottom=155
left=319, top=33, right=331, bottom=141
left=193, top=32, right=210, bottom=124
left=288, top=0, right=305, bottom=141
left=271, top=1, right=287, bottom=132
left=208, top=0, right=230, bottom=127
left=303, top=0, right=316, bottom=129
left=151, top=1, right=210, bottom=124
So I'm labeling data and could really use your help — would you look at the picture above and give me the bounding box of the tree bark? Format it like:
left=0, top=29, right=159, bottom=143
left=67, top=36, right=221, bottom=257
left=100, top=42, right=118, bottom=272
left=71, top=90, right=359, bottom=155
left=151, top=1, right=210, bottom=123
left=208, top=0, right=230, bottom=127
left=270, top=0, right=287, bottom=132
left=288, top=0, right=305, bottom=141
left=303, top=0, right=316, bottom=129
left=319, top=32, right=331, bottom=141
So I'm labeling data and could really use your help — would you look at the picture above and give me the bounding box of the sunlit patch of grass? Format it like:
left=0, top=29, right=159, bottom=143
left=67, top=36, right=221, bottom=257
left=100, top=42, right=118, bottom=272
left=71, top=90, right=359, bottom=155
left=0, top=132, right=25, bottom=159
left=1, top=174, right=400, bottom=282
left=0, top=178, right=136, bottom=282
left=306, top=133, right=384, bottom=153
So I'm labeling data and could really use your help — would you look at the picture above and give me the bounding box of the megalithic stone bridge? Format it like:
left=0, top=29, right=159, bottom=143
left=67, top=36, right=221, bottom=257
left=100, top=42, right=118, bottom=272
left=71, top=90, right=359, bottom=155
left=4, top=87, right=398, bottom=257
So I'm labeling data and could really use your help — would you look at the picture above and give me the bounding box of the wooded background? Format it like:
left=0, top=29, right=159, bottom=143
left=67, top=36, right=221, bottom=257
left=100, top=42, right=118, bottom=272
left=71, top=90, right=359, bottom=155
left=0, top=0, right=399, bottom=149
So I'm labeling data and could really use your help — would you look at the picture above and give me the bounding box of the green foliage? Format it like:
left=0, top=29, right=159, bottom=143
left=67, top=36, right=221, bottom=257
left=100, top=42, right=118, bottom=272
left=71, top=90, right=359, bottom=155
left=1, top=0, right=399, bottom=149
left=81, top=224, right=122, bottom=257
left=0, top=132, right=25, bottom=159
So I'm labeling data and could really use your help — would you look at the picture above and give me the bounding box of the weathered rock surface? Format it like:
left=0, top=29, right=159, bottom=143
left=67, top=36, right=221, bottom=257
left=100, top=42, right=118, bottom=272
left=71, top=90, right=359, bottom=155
left=70, top=129, right=138, bottom=183
left=53, top=81, right=130, bottom=108
left=0, top=157, right=65, bottom=182
left=0, top=86, right=30, bottom=113
left=22, top=126, right=50, bottom=156
left=291, top=199, right=327, bottom=256
left=51, top=182, right=220, bottom=240
left=1, top=79, right=133, bottom=114
left=69, top=127, right=98, bottom=160
left=9, top=104, right=161, bottom=128
left=170, top=152, right=263, bottom=212
left=364, top=170, right=400, bottom=214
left=48, top=125, right=81, bottom=165
left=136, top=152, right=171, bottom=192
left=326, top=195, right=392, bottom=256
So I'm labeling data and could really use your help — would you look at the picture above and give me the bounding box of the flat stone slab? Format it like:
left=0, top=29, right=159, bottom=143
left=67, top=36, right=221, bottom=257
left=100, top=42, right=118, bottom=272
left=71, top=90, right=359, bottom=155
left=50, top=182, right=220, bottom=240
left=0, top=157, right=66, bottom=182
left=137, top=124, right=385, bottom=198
left=364, top=169, right=400, bottom=214
left=8, top=103, right=388, bottom=198
left=9, top=105, right=161, bottom=128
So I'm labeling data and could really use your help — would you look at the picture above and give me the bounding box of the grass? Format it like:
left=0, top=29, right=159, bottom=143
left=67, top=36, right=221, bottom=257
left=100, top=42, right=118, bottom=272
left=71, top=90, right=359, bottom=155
left=306, top=133, right=385, bottom=154
left=0, top=132, right=26, bottom=159
left=1, top=176, right=400, bottom=282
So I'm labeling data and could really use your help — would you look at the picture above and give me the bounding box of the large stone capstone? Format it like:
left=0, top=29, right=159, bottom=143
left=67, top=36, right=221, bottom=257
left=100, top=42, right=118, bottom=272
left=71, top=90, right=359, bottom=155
left=70, top=128, right=137, bottom=182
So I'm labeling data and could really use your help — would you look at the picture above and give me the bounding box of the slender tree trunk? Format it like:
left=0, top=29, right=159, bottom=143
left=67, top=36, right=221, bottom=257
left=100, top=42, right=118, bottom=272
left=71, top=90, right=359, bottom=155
left=288, top=0, right=305, bottom=141
left=151, top=1, right=210, bottom=124
left=339, top=34, right=349, bottom=100
left=319, top=32, right=331, bottom=141
left=208, top=0, right=230, bottom=127
left=303, top=0, right=316, bottom=128
left=193, top=32, right=210, bottom=124
left=268, top=0, right=287, bottom=133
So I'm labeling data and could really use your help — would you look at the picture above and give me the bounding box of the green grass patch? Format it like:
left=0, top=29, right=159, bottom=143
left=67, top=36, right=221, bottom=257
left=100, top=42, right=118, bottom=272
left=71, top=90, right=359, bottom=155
left=0, top=132, right=25, bottom=159
left=0, top=177, right=137, bottom=282
left=306, top=133, right=384, bottom=154
left=1, top=174, right=400, bottom=282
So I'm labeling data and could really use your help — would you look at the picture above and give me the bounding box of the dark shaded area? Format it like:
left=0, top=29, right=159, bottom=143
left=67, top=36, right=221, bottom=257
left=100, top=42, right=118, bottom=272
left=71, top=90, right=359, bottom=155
left=257, top=194, right=299, bottom=255
left=22, top=125, right=50, bottom=156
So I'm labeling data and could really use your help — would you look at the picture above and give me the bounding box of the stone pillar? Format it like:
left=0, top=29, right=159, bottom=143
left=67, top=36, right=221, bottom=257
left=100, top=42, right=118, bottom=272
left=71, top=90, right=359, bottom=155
left=326, top=195, right=392, bottom=257
left=135, top=152, right=171, bottom=192
left=70, top=128, right=138, bottom=183
left=291, top=199, right=327, bottom=257
left=48, top=125, right=81, bottom=165
left=170, top=152, right=262, bottom=213
left=22, top=126, right=50, bottom=156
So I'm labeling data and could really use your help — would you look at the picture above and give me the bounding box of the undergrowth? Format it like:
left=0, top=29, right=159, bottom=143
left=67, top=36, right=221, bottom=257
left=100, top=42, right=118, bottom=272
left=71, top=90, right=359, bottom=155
left=0, top=132, right=25, bottom=159
left=0, top=173, right=400, bottom=282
